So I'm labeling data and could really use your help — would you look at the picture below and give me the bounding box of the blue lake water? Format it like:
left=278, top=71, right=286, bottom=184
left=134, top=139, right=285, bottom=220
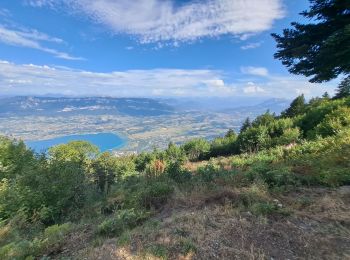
left=26, top=133, right=126, bottom=153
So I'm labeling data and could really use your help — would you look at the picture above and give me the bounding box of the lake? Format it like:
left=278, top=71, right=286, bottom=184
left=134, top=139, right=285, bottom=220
left=26, top=133, right=126, bottom=153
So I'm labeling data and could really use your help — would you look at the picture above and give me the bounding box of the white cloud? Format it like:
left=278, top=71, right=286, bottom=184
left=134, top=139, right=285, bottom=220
left=28, top=0, right=285, bottom=44
left=205, top=79, right=236, bottom=94
left=241, top=42, right=262, bottom=50
left=0, top=60, right=336, bottom=99
left=243, top=82, right=265, bottom=94
left=0, top=60, right=230, bottom=97
left=241, top=66, right=269, bottom=77
left=0, top=26, right=83, bottom=60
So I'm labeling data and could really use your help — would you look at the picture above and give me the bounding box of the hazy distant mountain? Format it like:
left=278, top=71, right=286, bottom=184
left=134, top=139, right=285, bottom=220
left=0, top=96, right=174, bottom=117
left=0, top=96, right=290, bottom=118
left=219, top=98, right=290, bottom=115
left=166, top=96, right=270, bottom=111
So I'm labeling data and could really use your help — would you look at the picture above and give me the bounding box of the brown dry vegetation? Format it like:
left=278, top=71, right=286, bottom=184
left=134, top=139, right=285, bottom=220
left=53, top=185, right=350, bottom=260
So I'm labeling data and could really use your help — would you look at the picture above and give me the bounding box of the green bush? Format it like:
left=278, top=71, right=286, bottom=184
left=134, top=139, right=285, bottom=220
left=312, top=106, right=350, bottom=138
left=166, top=161, right=192, bottom=183
left=0, top=223, right=72, bottom=260
left=33, top=223, right=72, bottom=254
left=237, top=126, right=271, bottom=153
left=250, top=202, right=289, bottom=216
left=98, top=209, right=149, bottom=236
left=0, top=241, right=33, bottom=260
left=209, top=132, right=238, bottom=157
left=182, top=138, right=210, bottom=161
left=197, top=163, right=220, bottom=182
left=138, top=181, right=174, bottom=209
left=298, top=98, right=349, bottom=136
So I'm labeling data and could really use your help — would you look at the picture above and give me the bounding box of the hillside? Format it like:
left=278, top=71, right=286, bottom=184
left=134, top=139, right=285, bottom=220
left=0, top=97, right=174, bottom=117
left=0, top=96, right=349, bottom=259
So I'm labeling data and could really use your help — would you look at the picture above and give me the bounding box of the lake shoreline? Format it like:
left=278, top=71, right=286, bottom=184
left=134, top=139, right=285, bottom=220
left=25, top=132, right=127, bottom=153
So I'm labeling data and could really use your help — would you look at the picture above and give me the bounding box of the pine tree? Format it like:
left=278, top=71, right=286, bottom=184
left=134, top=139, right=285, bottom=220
left=225, top=128, right=236, bottom=138
left=272, top=0, right=350, bottom=83
left=334, top=76, right=350, bottom=99
left=282, top=94, right=306, bottom=118
left=322, top=92, right=330, bottom=99
left=240, top=117, right=252, bottom=133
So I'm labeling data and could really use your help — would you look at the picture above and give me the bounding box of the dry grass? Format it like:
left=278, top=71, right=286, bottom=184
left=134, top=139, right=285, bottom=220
left=74, top=186, right=350, bottom=260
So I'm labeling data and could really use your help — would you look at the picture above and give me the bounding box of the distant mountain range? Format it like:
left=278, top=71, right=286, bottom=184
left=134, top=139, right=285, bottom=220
left=0, top=96, right=290, bottom=117
left=220, top=98, right=291, bottom=115
left=166, top=97, right=290, bottom=114
left=0, top=96, right=174, bottom=117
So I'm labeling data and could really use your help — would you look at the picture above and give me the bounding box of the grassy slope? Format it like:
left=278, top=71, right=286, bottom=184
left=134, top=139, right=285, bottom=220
left=49, top=131, right=350, bottom=259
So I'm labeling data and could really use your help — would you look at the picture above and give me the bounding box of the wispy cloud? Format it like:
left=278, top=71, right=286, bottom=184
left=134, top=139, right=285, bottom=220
left=0, top=60, right=336, bottom=98
left=0, top=8, right=11, bottom=17
left=241, top=66, right=269, bottom=77
left=241, top=42, right=262, bottom=50
left=0, top=24, right=83, bottom=60
left=28, top=0, right=285, bottom=44
left=243, top=82, right=265, bottom=93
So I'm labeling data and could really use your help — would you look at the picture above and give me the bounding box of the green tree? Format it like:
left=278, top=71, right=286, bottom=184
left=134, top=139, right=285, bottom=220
left=334, top=76, right=350, bottom=99
left=225, top=129, right=236, bottom=138
left=135, top=152, right=156, bottom=172
left=313, top=106, right=350, bottom=137
left=281, top=94, right=306, bottom=118
left=272, top=0, right=350, bottom=83
left=0, top=138, right=88, bottom=223
left=210, top=135, right=238, bottom=157
left=165, top=142, right=187, bottom=164
left=0, top=137, right=36, bottom=180
left=182, top=138, right=210, bottom=161
left=49, top=141, right=99, bottom=164
left=322, top=92, right=330, bottom=99
left=252, top=111, right=275, bottom=127
left=91, top=152, right=116, bottom=194
left=240, top=117, right=252, bottom=133
left=298, top=97, right=349, bottom=137
left=237, top=126, right=270, bottom=153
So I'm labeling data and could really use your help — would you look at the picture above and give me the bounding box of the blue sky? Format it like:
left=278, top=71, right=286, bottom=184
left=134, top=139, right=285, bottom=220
left=0, top=0, right=337, bottom=98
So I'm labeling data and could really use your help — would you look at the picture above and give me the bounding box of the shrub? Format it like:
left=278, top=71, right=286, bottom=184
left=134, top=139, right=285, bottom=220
left=210, top=133, right=238, bottom=157
left=237, top=126, right=271, bottom=153
left=298, top=98, right=348, bottom=136
left=33, top=223, right=72, bottom=254
left=312, top=106, right=350, bottom=138
left=0, top=241, right=33, bottom=260
left=134, top=152, right=156, bottom=172
left=166, top=161, right=192, bottom=183
left=182, top=138, right=210, bottom=161
left=98, top=209, right=149, bottom=236
left=262, top=167, right=299, bottom=187
left=145, top=160, right=166, bottom=179
left=251, top=202, right=289, bottom=216
left=0, top=223, right=72, bottom=260
left=197, top=163, right=220, bottom=182
left=165, top=142, right=187, bottom=165
left=272, top=128, right=300, bottom=146
left=138, top=181, right=174, bottom=209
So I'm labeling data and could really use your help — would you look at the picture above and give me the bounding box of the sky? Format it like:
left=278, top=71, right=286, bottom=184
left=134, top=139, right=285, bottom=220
left=0, top=0, right=338, bottom=99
